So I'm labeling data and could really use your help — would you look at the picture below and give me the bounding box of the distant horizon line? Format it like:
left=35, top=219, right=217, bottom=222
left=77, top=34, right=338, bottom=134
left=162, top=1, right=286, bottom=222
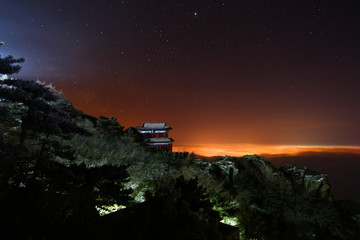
left=173, top=144, right=360, bottom=157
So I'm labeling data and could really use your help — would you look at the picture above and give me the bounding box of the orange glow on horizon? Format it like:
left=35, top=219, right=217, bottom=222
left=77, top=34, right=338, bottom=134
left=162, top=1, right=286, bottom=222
left=173, top=144, right=360, bottom=157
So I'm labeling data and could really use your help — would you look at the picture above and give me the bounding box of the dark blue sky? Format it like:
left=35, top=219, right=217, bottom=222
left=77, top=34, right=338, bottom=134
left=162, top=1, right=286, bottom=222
left=1, top=0, right=360, bottom=146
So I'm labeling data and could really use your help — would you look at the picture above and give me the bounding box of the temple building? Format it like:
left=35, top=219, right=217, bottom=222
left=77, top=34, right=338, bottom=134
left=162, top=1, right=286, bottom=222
left=136, top=122, right=173, bottom=152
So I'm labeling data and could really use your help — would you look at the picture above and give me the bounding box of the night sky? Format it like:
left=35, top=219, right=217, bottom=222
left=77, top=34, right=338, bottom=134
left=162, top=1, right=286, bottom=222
left=2, top=0, right=360, bottom=155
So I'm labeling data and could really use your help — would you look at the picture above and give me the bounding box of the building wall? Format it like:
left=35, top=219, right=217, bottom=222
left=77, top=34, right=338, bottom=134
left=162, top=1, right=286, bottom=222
left=143, top=132, right=168, bottom=138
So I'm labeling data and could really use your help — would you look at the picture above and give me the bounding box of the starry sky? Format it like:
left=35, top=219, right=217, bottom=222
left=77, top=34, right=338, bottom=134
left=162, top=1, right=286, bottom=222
left=2, top=0, right=360, bottom=155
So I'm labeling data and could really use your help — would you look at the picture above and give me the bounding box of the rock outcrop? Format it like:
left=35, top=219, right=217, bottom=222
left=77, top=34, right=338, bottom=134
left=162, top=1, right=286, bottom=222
left=280, top=164, right=330, bottom=198
left=208, top=154, right=331, bottom=199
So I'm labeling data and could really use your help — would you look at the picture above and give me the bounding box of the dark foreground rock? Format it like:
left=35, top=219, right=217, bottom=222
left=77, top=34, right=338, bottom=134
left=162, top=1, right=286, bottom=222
left=203, top=155, right=360, bottom=240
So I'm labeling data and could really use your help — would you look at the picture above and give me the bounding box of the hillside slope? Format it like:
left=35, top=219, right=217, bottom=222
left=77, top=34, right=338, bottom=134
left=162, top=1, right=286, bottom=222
left=1, top=78, right=360, bottom=240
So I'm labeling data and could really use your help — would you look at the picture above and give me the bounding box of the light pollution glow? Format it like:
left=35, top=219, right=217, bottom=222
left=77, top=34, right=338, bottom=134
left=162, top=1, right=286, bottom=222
left=173, top=145, right=360, bottom=157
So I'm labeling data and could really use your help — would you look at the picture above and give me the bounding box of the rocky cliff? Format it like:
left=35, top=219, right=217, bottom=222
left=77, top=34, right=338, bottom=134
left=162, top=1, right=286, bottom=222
left=194, top=154, right=359, bottom=240
left=208, top=154, right=331, bottom=198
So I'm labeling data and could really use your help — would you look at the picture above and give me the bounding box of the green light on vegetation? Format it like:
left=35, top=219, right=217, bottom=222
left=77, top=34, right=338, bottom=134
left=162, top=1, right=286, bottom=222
left=95, top=204, right=126, bottom=216
left=220, top=217, right=238, bottom=226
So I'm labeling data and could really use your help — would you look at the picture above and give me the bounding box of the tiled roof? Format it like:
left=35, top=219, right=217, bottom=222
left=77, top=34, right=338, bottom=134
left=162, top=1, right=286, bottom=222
left=136, top=122, right=172, bottom=130
left=144, top=122, right=166, bottom=128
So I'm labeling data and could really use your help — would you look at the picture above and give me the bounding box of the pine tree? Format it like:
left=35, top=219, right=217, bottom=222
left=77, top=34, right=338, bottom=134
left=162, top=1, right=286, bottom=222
left=0, top=42, right=24, bottom=75
left=2, top=80, right=80, bottom=143
left=96, top=116, right=124, bottom=136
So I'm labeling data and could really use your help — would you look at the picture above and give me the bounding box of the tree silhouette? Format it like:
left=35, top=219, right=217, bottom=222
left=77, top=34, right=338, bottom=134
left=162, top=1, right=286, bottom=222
left=96, top=116, right=124, bottom=136
left=0, top=79, right=89, bottom=154
left=0, top=42, right=24, bottom=75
